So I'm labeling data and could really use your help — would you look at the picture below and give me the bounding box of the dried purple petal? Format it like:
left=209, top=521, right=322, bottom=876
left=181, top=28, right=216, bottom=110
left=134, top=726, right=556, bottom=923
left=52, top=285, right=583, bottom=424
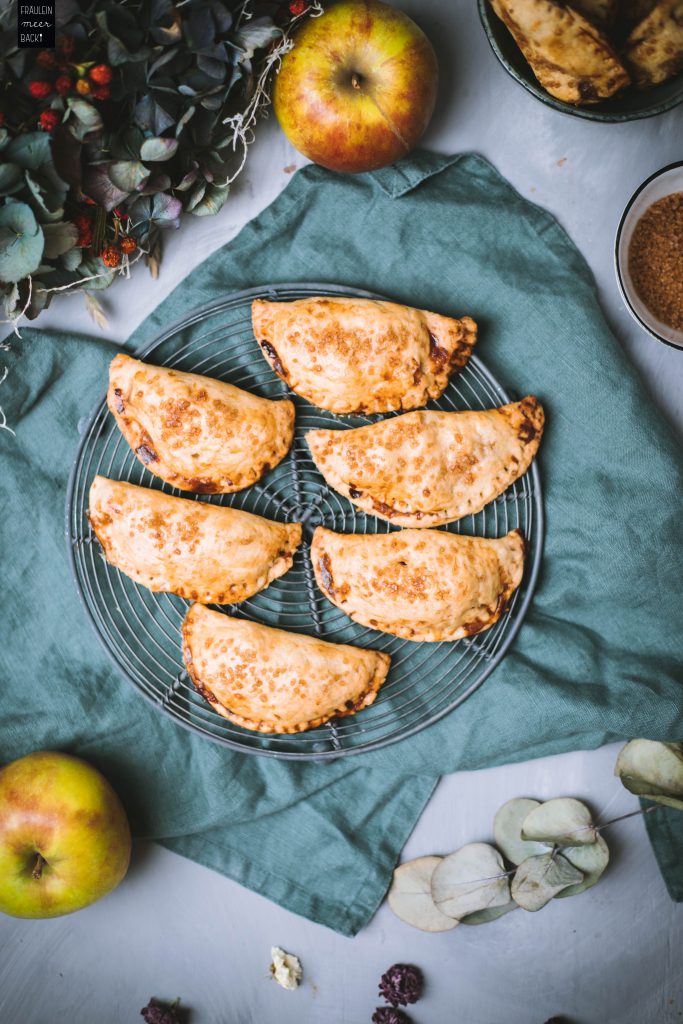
left=372, top=1009, right=412, bottom=1024
left=378, top=963, right=424, bottom=1007
left=140, top=997, right=182, bottom=1024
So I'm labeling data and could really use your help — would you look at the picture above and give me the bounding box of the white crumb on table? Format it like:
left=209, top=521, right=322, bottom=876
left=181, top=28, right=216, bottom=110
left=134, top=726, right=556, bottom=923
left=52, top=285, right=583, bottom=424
left=269, top=947, right=303, bottom=991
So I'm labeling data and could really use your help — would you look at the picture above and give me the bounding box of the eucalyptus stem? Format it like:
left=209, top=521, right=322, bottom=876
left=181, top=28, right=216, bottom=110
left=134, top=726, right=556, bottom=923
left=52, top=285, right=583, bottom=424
left=594, top=802, right=661, bottom=833
left=558, top=801, right=662, bottom=842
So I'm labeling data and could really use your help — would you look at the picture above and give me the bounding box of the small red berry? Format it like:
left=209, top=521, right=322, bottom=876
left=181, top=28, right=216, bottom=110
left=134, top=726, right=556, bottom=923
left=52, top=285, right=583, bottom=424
left=36, top=50, right=57, bottom=69
left=54, top=75, right=72, bottom=96
left=289, top=0, right=307, bottom=14
left=90, top=85, right=111, bottom=102
left=73, top=213, right=94, bottom=245
left=89, top=64, right=113, bottom=85
left=29, top=80, right=53, bottom=99
left=119, top=236, right=137, bottom=254
left=102, top=246, right=122, bottom=268
left=75, top=78, right=91, bottom=96
left=38, top=110, right=60, bottom=132
left=58, top=35, right=76, bottom=57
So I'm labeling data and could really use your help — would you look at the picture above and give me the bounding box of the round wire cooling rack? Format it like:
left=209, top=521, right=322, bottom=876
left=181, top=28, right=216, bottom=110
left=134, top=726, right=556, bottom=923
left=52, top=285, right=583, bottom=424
left=66, top=282, right=544, bottom=761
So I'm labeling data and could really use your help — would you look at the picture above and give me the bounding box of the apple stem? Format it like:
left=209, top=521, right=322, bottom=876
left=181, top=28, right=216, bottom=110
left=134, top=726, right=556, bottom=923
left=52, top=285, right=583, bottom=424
left=351, top=73, right=362, bottom=91
left=31, top=853, right=46, bottom=880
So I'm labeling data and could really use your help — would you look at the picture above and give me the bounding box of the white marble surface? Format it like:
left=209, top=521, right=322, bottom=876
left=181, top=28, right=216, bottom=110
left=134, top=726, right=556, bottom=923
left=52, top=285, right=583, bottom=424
left=1, top=2, right=682, bottom=1022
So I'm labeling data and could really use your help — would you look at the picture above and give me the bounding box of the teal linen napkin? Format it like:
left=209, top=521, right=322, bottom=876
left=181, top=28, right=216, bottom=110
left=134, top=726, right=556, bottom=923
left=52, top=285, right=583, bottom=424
left=1, top=151, right=682, bottom=935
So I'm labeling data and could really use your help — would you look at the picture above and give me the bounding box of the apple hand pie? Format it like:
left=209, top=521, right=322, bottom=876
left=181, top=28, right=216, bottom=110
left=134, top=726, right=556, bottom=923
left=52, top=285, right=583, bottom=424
left=570, top=0, right=617, bottom=28
left=623, top=0, right=683, bottom=87
left=108, top=353, right=295, bottom=493
left=182, top=604, right=390, bottom=733
left=88, top=477, right=302, bottom=604
left=489, top=0, right=629, bottom=103
left=251, top=296, right=477, bottom=414
left=312, top=527, right=526, bottom=642
left=306, top=396, right=544, bottom=528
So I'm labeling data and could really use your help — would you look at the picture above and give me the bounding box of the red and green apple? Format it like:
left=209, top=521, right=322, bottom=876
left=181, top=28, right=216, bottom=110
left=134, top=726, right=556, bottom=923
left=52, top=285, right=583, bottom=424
left=0, top=750, right=131, bottom=918
left=274, top=0, right=439, bottom=173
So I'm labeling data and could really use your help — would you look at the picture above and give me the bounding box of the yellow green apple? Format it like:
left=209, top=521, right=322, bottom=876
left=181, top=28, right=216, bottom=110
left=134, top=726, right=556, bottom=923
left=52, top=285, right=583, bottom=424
left=273, top=0, right=438, bottom=173
left=0, top=751, right=131, bottom=918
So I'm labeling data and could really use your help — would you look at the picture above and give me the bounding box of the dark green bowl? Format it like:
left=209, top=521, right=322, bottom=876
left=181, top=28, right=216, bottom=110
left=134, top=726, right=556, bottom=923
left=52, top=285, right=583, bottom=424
left=478, top=0, right=683, bottom=122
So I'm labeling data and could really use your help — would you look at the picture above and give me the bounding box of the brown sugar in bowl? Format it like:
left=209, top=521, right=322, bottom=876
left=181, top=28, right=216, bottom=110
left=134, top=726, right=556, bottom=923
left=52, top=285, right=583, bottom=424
left=616, top=162, right=683, bottom=351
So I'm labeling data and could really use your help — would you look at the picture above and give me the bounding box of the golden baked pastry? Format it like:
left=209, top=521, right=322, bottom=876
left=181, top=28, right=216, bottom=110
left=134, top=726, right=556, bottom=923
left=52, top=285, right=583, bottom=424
left=623, top=0, right=683, bottom=86
left=182, top=604, right=391, bottom=733
left=306, top=396, right=544, bottom=528
left=571, top=0, right=617, bottom=27
left=251, top=296, right=477, bottom=414
left=108, top=353, right=295, bottom=493
left=489, top=0, right=630, bottom=103
left=311, top=527, right=526, bottom=642
left=88, top=476, right=302, bottom=604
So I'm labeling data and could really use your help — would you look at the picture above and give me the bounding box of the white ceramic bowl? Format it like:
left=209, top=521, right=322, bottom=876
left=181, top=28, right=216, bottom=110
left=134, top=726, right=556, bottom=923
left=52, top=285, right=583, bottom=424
left=615, top=162, right=683, bottom=352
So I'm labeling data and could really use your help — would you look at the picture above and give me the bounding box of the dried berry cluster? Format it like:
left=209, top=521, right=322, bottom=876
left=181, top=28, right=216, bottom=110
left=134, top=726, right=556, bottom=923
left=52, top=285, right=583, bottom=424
left=140, top=997, right=182, bottom=1024
left=30, top=41, right=114, bottom=112
left=372, top=963, right=424, bottom=1023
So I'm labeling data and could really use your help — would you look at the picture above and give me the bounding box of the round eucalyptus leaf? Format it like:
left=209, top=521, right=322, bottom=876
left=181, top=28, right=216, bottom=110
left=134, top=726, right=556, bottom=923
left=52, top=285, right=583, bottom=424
left=0, top=202, right=44, bottom=282
left=140, top=136, right=179, bottom=162
left=431, top=843, right=510, bottom=921
left=555, top=834, right=610, bottom=899
left=522, top=798, right=596, bottom=847
left=615, top=740, right=683, bottom=810
left=493, top=798, right=549, bottom=865
left=388, top=856, right=459, bottom=933
left=511, top=853, right=584, bottom=912
left=460, top=900, right=518, bottom=926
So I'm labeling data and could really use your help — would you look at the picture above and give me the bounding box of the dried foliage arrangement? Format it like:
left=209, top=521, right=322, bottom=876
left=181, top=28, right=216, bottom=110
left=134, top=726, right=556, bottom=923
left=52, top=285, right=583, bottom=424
left=0, top=0, right=316, bottom=328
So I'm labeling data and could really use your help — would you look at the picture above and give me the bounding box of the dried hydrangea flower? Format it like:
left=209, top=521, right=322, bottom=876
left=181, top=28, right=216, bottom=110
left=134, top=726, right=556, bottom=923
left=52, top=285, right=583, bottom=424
left=378, top=963, right=424, bottom=1007
left=372, top=1008, right=412, bottom=1024
left=269, top=946, right=303, bottom=990
left=140, top=997, right=182, bottom=1023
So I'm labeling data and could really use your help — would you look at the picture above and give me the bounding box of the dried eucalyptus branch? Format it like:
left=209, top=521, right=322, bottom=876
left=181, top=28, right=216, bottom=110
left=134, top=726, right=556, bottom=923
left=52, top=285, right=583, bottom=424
left=390, top=741, right=683, bottom=930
